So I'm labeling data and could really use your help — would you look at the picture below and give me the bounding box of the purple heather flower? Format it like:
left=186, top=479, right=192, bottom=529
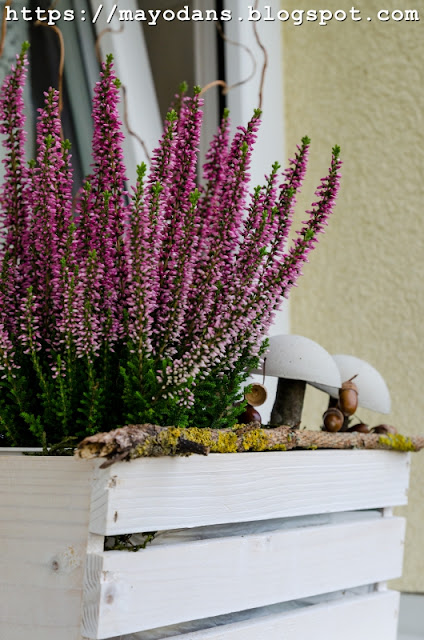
left=75, top=55, right=129, bottom=349
left=22, top=88, right=73, bottom=352
left=0, top=45, right=29, bottom=264
left=0, top=46, right=342, bottom=423
left=153, top=90, right=203, bottom=355
left=0, top=45, right=30, bottom=338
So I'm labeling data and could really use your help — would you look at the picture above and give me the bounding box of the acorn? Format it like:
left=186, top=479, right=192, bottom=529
left=372, top=424, right=398, bottom=435
left=238, top=403, right=261, bottom=424
left=245, top=383, right=268, bottom=407
left=347, top=422, right=371, bottom=434
left=322, top=407, right=344, bottom=432
left=338, top=377, right=359, bottom=416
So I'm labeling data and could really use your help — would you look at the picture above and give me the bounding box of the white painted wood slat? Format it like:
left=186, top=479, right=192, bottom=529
left=89, top=450, right=411, bottom=535
left=81, top=515, right=405, bottom=639
left=134, top=591, right=400, bottom=640
left=0, top=457, right=95, bottom=640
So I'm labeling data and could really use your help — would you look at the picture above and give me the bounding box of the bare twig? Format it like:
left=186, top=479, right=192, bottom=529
left=214, top=21, right=257, bottom=94
left=0, top=0, right=12, bottom=59
left=252, top=0, right=268, bottom=110
left=198, top=79, right=228, bottom=98
left=94, top=24, right=124, bottom=64
left=34, top=21, right=65, bottom=117
left=121, top=84, right=151, bottom=162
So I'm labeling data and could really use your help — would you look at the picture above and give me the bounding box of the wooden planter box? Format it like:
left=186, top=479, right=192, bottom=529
left=0, top=449, right=410, bottom=640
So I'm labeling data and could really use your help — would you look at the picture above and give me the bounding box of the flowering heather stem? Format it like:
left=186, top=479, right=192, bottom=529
left=127, top=163, right=152, bottom=351
left=0, top=43, right=30, bottom=338
left=153, top=90, right=203, bottom=357
left=0, top=42, right=29, bottom=265
left=77, top=54, right=129, bottom=346
left=195, top=108, right=230, bottom=255
left=239, top=145, right=343, bottom=350
left=279, top=145, right=342, bottom=298
left=179, top=110, right=262, bottom=358
left=23, top=88, right=73, bottom=349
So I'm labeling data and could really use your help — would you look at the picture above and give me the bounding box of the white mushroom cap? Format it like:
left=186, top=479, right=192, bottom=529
left=254, top=334, right=342, bottom=388
left=312, top=354, right=391, bottom=414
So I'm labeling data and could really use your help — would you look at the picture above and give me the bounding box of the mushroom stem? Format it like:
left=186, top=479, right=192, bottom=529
left=270, top=378, right=306, bottom=427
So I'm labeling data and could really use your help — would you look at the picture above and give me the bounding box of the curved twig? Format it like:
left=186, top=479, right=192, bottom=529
left=34, top=21, right=65, bottom=116
left=94, top=24, right=124, bottom=64
left=0, top=0, right=12, bottom=59
left=215, top=21, right=257, bottom=93
left=198, top=79, right=228, bottom=97
left=121, top=83, right=151, bottom=162
left=252, top=0, right=268, bottom=110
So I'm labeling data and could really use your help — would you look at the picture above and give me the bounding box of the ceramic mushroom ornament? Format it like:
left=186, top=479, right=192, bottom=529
left=255, top=335, right=341, bottom=428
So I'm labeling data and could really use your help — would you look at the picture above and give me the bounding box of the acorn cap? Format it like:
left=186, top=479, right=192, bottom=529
left=245, top=383, right=268, bottom=407
left=313, top=354, right=391, bottom=414
left=341, top=378, right=358, bottom=393
left=252, top=334, right=341, bottom=389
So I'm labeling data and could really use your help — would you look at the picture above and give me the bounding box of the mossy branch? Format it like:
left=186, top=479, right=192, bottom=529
left=75, top=423, right=424, bottom=468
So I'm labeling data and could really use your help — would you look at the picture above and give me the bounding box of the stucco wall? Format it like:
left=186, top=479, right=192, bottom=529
left=282, top=1, right=424, bottom=591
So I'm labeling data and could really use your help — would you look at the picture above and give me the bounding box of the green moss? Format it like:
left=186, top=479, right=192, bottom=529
left=378, top=433, right=416, bottom=452
left=240, top=429, right=270, bottom=451
left=216, top=431, right=238, bottom=453
left=271, top=444, right=287, bottom=451
left=183, top=427, right=214, bottom=448
left=158, top=427, right=181, bottom=453
left=131, top=427, right=182, bottom=458
left=183, top=427, right=238, bottom=453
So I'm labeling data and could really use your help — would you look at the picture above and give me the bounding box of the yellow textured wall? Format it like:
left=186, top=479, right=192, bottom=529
left=282, top=1, right=424, bottom=591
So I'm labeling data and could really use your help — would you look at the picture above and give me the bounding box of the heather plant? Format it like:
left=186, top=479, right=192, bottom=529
left=0, top=44, right=341, bottom=447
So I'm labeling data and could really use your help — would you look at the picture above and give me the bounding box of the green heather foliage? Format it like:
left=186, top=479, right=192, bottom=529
left=0, top=46, right=341, bottom=447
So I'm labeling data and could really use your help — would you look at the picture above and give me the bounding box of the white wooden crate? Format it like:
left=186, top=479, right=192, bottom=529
left=0, top=449, right=410, bottom=640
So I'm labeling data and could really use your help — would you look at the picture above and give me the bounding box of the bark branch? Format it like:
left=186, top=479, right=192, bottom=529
left=75, top=423, right=424, bottom=467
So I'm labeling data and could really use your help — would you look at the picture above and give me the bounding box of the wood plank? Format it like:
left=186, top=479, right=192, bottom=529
left=82, top=515, right=405, bottom=638
left=89, top=450, right=411, bottom=535
left=0, top=457, right=95, bottom=639
left=122, top=591, right=400, bottom=640
left=0, top=623, right=86, bottom=640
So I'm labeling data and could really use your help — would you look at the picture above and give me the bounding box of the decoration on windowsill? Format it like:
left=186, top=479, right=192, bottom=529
left=316, top=354, right=391, bottom=414
left=0, top=43, right=343, bottom=450
left=321, top=355, right=392, bottom=433
left=252, top=334, right=341, bottom=428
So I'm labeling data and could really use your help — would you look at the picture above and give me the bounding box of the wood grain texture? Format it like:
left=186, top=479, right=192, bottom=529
left=0, top=456, right=95, bottom=640
left=89, top=450, right=411, bottom=535
left=122, top=591, right=400, bottom=640
left=82, top=515, right=405, bottom=638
